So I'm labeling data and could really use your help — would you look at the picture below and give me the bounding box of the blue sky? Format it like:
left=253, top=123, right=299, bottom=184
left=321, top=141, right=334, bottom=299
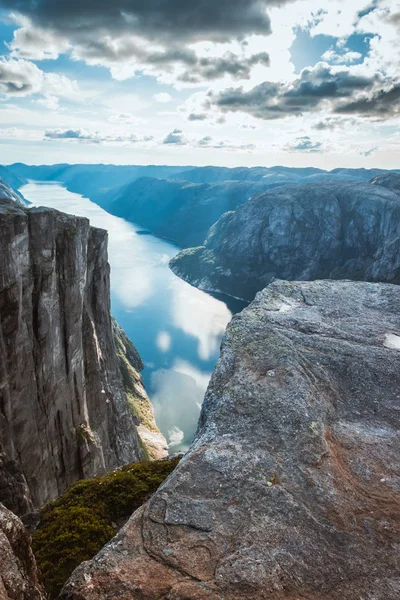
left=0, top=0, right=399, bottom=168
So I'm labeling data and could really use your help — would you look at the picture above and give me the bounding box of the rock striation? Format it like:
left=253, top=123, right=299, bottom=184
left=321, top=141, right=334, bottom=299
left=0, top=503, right=45, bottom=599
left=60, top=279, right=400, bottom=600
left=171, top=181, right=400, bottom=300
left=0, top=199, right=164, bottom=512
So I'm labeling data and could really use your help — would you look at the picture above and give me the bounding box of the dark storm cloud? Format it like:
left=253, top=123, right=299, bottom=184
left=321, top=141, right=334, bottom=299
left=4, top=1, right=280, bottom=84
left=208, top=63, right=400, bottom=120
left=2, top=0, right=291, bottom=42
left=335, top=84, right=400, bottom=117
left=178, top=52, right=270, bottom=84
left=74, top=37, right=270, bottom=82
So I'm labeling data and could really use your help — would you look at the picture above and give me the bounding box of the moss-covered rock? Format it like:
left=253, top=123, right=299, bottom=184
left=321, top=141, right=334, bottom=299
left=32, top=457, right=179, bottom=599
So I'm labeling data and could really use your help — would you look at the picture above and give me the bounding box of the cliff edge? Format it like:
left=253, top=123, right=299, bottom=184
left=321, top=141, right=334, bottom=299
left=61, top=279, right=400, bottom=600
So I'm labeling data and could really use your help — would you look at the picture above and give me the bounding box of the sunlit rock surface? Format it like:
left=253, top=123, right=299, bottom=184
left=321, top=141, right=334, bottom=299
left=0, top=199, right=163, bottom=511
left=171, top=181, right=400, bottom=301
left=60, top=280, right=400, bottom=600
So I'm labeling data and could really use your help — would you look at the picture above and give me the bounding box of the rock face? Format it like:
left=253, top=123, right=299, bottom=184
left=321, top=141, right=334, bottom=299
left=171, top=181, right=400, bottom=300
left=371, top=172, right=400, bottom=194
left=60, top=279, right=400, bottom=600
left=0, top=199, right=163, bottom=512
left=0, top=503, right=45, bottom=599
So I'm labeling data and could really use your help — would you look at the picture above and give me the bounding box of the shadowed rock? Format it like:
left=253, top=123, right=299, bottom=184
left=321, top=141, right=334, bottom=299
left=60, top=279, right=400, bottom=600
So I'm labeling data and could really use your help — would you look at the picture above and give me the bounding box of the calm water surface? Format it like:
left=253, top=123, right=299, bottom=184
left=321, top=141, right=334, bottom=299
left=22, top=182, right=245, bottom=451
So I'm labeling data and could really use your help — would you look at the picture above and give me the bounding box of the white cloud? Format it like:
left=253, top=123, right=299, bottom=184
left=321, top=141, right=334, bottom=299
left=156, top=331, right=172, bottom=352
left=153, top=92, right=173, bottom=103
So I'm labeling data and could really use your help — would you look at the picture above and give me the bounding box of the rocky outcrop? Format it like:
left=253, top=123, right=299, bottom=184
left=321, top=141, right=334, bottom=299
left=371, top=172, right=400, bottom=194
left=0, top=503, right=44, bottom=599
left=171, top=181, right=400, bottom=300
left=60, top=279, right=400, bottom=600
left=0, top=199, right=163, bottom=512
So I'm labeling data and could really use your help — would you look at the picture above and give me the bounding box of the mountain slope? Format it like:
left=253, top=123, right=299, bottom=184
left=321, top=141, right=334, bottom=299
left=0, top=176, right=28, bottom=206
left=102, top=177, right=273, bottom=247
left=171, top=181, right=400, bottom=300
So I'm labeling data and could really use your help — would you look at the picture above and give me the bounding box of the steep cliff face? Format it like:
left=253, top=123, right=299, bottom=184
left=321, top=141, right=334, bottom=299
left=171, top=181, right=400, bottom=300
left=60, top=279, right=400, bottom=600
left=0, top=199, right=163, bottom=512
left=0, top=503, right=45, bottom=600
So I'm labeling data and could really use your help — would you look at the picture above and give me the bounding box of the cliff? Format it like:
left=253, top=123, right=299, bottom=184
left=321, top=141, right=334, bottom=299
left=60, top=279, right=400, bottom=600
left=0, top=198, right=165, bottom=513
left=171, top=181, right=400, bottom=300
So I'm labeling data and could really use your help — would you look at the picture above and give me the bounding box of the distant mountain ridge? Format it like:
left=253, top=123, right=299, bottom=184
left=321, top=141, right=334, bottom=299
left=7, top=163, right=400, bottom=249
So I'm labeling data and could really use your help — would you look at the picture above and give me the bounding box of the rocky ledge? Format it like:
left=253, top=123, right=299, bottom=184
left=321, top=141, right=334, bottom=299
left=61, top=279, right=400, bottom=600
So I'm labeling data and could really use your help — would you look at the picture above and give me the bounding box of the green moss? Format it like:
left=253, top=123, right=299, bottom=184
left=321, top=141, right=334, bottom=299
left=32, top=457, right=179, bottom=599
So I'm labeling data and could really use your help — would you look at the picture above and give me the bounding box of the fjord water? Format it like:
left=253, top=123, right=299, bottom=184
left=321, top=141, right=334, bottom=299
left=22, top=182, right=245, bottom=451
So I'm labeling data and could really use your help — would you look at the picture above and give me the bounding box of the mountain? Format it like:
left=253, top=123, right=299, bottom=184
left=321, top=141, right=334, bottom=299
left=0, top=166, right=27, bottom=191
left=60, top=279, right=400, bottom=600
left=370, top=172, right=400, bottom=194
left=170, top=181, right=400, bottom=300
left=0, top=176, right=28, bottom=206
left=7, top=165, right=400, bottom=251
left=101, top=177, right=273, bottom=247
left=9, top=163, right=193, bottom=200
left=0, top=199, right=166, bottom=513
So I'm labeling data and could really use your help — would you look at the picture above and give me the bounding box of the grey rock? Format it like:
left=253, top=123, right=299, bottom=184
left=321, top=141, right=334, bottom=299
left=59, top=279, right=400, bottom=600
left=0, top=177, right=28, bottom=207
left=171, top=181, right=400, bottom=300
left=0, top=199, right=157, bottom=511
left=370, top=172, right=400, bottom=194
left=0, top=503, right=45, bottom=599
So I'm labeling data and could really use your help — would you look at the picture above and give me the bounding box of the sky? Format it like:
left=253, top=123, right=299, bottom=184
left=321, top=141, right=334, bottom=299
left=0, top=0, right=399, bottom=168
